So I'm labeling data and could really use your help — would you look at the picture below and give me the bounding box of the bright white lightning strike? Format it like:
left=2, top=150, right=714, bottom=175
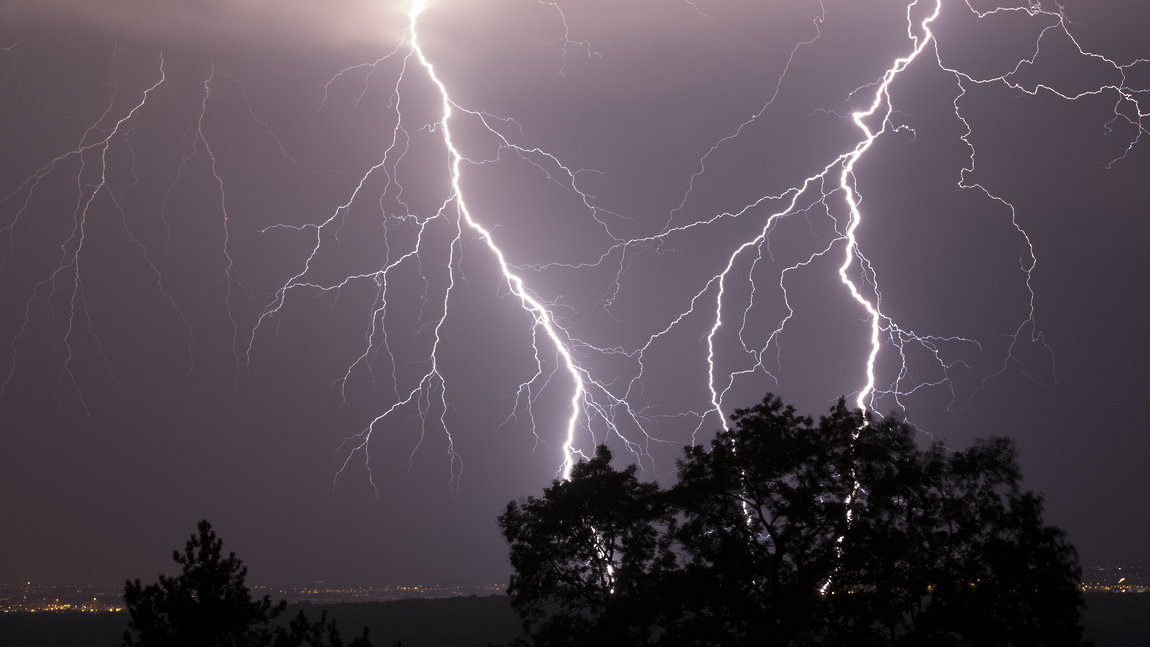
left=0, top=1, right=1145, bottom=492
left=398, top=0, right=590, bottom=479
left=308, top=0, right=1136, bottom=487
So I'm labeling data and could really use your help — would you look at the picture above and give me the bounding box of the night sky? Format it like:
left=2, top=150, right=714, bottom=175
left=1, top=0, right=1147, bottom=588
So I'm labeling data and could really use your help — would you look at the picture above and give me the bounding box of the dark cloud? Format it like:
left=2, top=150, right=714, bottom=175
left=0, top=0, right=407, bottom=50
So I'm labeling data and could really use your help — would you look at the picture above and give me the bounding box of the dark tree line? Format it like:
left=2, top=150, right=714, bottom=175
left=123, top=520, right=376, bottom=647
left=498, top=394, right=1087, bottom=646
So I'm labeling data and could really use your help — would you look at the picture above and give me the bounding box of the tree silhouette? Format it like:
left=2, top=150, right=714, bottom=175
left=499, top=445, right=675, bottom=646
left=271, top=610, right=375, bottom=647
left=123, top=520, right=374, bottom=647
left=498, top=394, right=1087, bottom=647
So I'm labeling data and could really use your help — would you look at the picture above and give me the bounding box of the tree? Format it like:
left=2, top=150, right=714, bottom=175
left=908, top=438, right=1087, bottom=646
left=498, top=445, right=675, bottom=646
left=123, top=520, right=374, bottom=647
left=498, top=394, right=1087, bottom=647
left=271, top=610, right=375, bottom=647
left=668, top=395, right=860, bottom=645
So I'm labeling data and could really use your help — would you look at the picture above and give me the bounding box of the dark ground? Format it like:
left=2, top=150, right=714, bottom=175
left=0, top=595, right=523, bottom=647
left=0, top=593, right=1146, bottom=646
left=1082, top=593, right=1150, bottom=647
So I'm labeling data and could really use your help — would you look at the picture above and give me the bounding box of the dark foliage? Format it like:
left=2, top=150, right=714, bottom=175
left=498, top=445, right=676, bottom=646
left=498, top=394, right=1087, bottom=647
left=123, top=520, right=374, bottom=647
left=271, top=610, right=375, bottom=647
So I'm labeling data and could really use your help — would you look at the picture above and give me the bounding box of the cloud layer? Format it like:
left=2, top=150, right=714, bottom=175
left=1, top=0, right=408, bottom=49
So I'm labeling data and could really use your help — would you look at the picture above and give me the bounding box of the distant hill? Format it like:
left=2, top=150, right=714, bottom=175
left=0, top=595, right=523, bottom=647
left=285, top=596, right=524, bottom=646
left=1, top=592, right=1147, bottom=646
left=1083, top=592, right=1150, bottom=647
left=0, top=611, right=127, bottom=647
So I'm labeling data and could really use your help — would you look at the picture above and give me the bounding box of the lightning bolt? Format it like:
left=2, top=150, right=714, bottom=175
left=0, top=49, right=170, bottom=412
left=248, top=0, right=1147, bottom=490
left=251, top=1, right=623, bottom=486
left=0, top=48, right=273, bottom=410
left=2, top=0, right=1144, bottom=491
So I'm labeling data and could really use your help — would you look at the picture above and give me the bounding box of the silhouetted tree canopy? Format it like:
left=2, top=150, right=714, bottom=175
left=123, top=520, right=373, bottom=647
left=498, top=445, right=676, bottom=647
left=498, top=394, right=1086, bottom=647
left=271, top=609, right=374, bottom=647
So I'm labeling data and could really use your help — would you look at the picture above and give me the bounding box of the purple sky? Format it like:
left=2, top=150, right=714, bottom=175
left=1, top=0, right=1147, bottom=587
